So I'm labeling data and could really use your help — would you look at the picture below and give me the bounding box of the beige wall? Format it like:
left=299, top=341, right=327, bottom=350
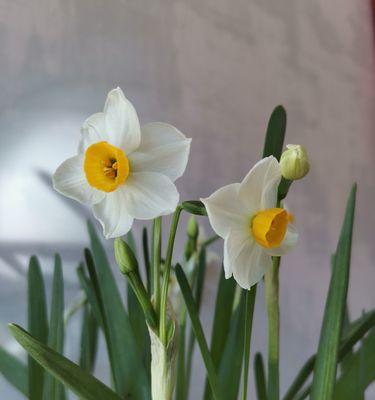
left=1, top=0, right=375, bottom=398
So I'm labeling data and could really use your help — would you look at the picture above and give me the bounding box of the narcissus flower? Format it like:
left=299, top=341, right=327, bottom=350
left=53, top=88, right=191, bottom=238
left=201, top=156, right=298, bottom=289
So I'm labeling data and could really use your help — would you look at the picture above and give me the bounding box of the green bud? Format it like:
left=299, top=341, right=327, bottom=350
left=280, top=144, right=310, bottom=180
left=114, top=238, right=138, bottom=275
left=187, top=216, right=199, bottom=240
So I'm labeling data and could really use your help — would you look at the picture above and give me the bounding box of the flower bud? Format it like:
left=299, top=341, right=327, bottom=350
left=280, top=144, right=310, bottom=180
left=114, top=238, right=138, bottom=275
left=187, top=216, right=199, bottom=240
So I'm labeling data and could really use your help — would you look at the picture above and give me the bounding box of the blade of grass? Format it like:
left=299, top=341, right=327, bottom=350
left=28, top=256, right=48, bottom=400
left=175, top=264, right=221, bottom=400
left=43, top=255, right=66, bottom=400
left=310, top=184, right=356, bottom=400
left=203, top=270, right=236, bottom=400
left=0, top=346, right=28, bottom=396
left=254, top=353, right=267, bottom=400
left=87, top=222, right=150, bottom=399
left=283, top=309, right=375, bottom=400
left=242, top=286, right=257, bottom=400
left=9, top=324, right=121, bottom=400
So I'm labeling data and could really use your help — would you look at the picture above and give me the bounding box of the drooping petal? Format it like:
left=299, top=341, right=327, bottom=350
left=120, top=172, right=179, bottom=219
left=238, top=156, right=281, bottom=211
left=201, top=183, right=248, bottom=239
left=52, top=155, right=105, bottom=205
left=129, top=123, right=191, bottom=182
left=104, top=87, right=141, bottom=153
left=92, top=191, right=134, bottom=239
left=263, top=223, right=298, bottom=256
left=226, top=229, right=272, bottom=289
left=78, top=112, right=108, bottom=153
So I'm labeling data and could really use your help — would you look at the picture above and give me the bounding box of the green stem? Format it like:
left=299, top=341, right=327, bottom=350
left=159, top=206, right=182, bottom=345
left=152, top=217, right=162, bottom=312
left=241, top=286, right=257, bottom=400
left=265, top=256, right=281, bottom=400
left=201, top=235, right=220, bottom=248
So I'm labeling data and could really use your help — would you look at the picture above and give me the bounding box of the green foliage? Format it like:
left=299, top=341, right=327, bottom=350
left=0, top=346, right=28, bottom=396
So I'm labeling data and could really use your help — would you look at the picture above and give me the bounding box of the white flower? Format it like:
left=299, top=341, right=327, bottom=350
left=53, top=87, right=191, bottom=238
left=201, top=156, right=298, bottom=289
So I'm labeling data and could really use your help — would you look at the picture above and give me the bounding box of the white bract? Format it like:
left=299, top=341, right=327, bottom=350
left=201, top=156, right=298, bottom=289
left=53, top=88, right=191, bottom=238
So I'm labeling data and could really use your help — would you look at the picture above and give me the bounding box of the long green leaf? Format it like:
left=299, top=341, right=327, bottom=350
left=44, top=255, right=66, bottom=400
left=79, top=306, right=98, bottom=373
left=9, top=324, right=121, bottom=400
left=254, top=353, right=267, bottom=400
left=242, top=286, right=257, bottom=400
left=87, top=222, right=150, bottom=399
left=204, top=269, right=236, bottom=400
left=310, top=184, right=356, bottom=400
left=0, top=346, right=28, bottom=396
left=217, top=291, right=246, bottom=400
left=142, top=227, right=151, bottom=294
left=175, top=264, right=221, bottom=400
left=28, top=256, right=48, bottom=400
left=262, top=105, right=287, bottom=160
left=283, top=309, right=375, bottom=400
left=334, top=331, right=375, bottom=400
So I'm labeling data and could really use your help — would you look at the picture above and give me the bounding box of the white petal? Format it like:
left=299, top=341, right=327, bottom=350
left=129, top=123, right=191, bottom=182
left=201, top=183, right=247, bottom=239
left=238, top=156, right=281, bottom=211
left=52, top=155, right=105, bottom=205
left=78, top=112, right=108, bottom=153
left=223, top=237, right=232, bottom=279
left=104, top=87, right=141, bottom=153
left=121, top=172, right=179, bottom=219
left=227, top=229, right=272, bottom=289
left=264, top=223, right=298, bottom=256
left=93, top=191, right=134, bottom=239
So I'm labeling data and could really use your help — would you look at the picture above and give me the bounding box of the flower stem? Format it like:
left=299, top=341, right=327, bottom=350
left=152, top=217, right=162, bottom=312
left=159, top=206, right=182, bottom=345
left=265, top=256, right=281, bottom=400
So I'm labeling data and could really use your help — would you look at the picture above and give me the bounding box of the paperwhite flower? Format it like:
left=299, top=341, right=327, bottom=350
left=53, top=88, right=191, bottom=238
left=201, top=156, right=298, bottom=289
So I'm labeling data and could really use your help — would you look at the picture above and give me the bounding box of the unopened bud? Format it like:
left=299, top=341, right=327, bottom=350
left=114, top=238, right=138, bottom=275
left=187, top=216, right=199, bottom=240
left=280, top=144, right=310, bottom=180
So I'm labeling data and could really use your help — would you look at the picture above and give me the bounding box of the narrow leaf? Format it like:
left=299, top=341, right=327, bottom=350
left=175, top=264, right=221, bottom=400
left=9, top=324, right=121, bottom=400
left=87, top=222, right=150, bottom=399
left=0, top=346, right=28, bottom=396
left=310, top=184, right=356, bottom=400
left=254, top=353, right=267, bottom=400
left=262, top=105, right=287, bottom=160
left=142, top=227, right=151, bottom=294
left=28, top=256, right=48, bottom=400
left=79, top=306, right=98, bottom=373
left=44, top=255, right=66, bottom=400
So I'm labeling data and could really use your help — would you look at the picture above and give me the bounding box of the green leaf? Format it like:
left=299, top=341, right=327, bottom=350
left=217, top=292, right=246, bottom=400
left=9, top=324, right=121, bottom=400
left=262, top=105, right=287, bottom=160
left=28, top=255, right=48, bottom=400
left=44, top=255, right=66, bottom=400
left=283, top=309, right=375, bottom=400
left=310, top=184, right=356, bottom=400
left=334, top=331, right=375, bottom=400
left=241, top=287, right=257, bottom=400
left=0, top=346, right=28, bottom=396
left=175, top=317, right=187, bottom=400
left=203, top=269, right=236, bottom=400
left=79, top=306, right=98, bottom=373
left=181, top=201, right=207, bottom=216
left=142, top=227, right=151, bottom=294
left=254, top=353, right=267, bottom=400
left=175, top=264, right=221, bottom=400
left=87, top=222, right=150, bottom=399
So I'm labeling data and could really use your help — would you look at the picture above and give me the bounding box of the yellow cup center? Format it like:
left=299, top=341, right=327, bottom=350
left=251, top=208, right=293, bottom=248
left=84, top=141, right=130, bottom=192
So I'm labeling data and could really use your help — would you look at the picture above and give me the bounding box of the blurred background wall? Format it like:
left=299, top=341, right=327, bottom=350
left=1, top=0, right=375, bottom=398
